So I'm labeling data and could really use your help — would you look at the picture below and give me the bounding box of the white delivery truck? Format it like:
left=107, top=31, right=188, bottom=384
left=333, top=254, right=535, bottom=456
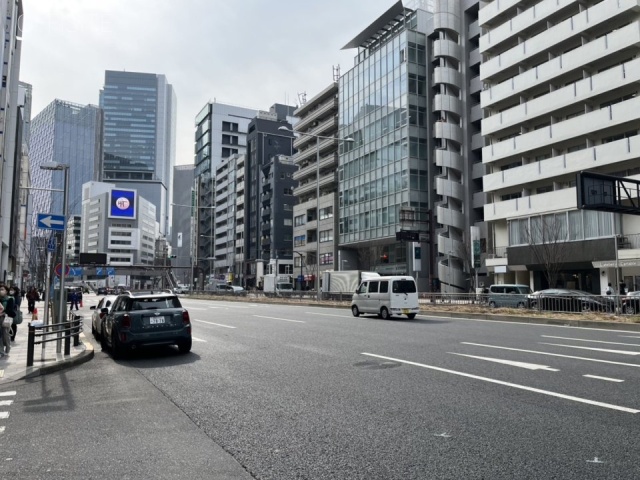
left=321, top=270, right=380, bottom=294
left=351, top=275, right=420, bottom=320
left=263, top=274, right=294, bottom=295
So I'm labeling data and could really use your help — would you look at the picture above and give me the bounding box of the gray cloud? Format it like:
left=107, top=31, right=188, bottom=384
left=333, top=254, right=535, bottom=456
left=21, top=0, right=392, bottom=164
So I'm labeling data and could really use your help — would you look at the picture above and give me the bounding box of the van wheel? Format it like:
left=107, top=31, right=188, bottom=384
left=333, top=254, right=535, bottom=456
left=489, top=301, right=497, bottom=308
left=351, top=305, right=360, bottom=317
left=380, top=307, right=390, bottom=320
left=624, top=304, right=636, bottom=315
left=407, top=313, right=416, bottom=319
left=517, top=302, right=526, bottom=309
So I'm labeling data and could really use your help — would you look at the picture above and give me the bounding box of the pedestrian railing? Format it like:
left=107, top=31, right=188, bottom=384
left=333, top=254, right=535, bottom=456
left=27, top=313, right=83, bottom=367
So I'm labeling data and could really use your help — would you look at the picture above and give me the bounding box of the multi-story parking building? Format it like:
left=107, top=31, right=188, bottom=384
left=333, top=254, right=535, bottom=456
left=480, top=0, right=640, bottom=293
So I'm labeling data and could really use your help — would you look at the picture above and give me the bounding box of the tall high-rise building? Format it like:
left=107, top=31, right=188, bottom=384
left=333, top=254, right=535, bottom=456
left=100, top=70, right=176, bottom=237
left=194, top=101, right=258, bottom=281
left=0, top=0, right=24, bottom=284
left=171, top=164, right=195, bottom=286
left=339, top=0, right=483, bottom=292
left=243, top=106, right=297, bottom=288
left=480, top=0, right=640, bottom=293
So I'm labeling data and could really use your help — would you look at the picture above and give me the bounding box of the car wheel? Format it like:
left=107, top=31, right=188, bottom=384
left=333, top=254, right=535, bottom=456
left=407, top=313, right=416, bottom=319
left=489, top=301, right=497, bottom=308
left=92, top=322, right=98, bottom=339
left=351, top=305, right=360, bottom=317
left=178, top=338, right=192, bottom=354
left=517, top=302, right=526, bottom=309
left=100, top=322, right=108, bottom=350
left=111, top=330, right=124, bottom=360
left=581, top=303, right=591, bottom=313
left=624, top=304, right=636, bottom=315
left=380, top=307, right=390, bottom=320
left=530, top=301, right=538, bottom=310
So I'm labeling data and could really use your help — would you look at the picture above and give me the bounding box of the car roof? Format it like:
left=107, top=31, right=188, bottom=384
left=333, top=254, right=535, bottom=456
left=119, top=290, right=176, bottom=298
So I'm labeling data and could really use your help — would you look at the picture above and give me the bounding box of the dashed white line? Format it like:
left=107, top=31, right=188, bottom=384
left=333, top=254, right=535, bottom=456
left=361, top=352, right=640, bottom=414
left=193, top=319, right=236, bottom=329
left=583, top=375, right=624, bottom=383
left=0, top=426, right=4, bottom=434
left=539, top=343, right=640, bottom=356
left=541, top=335, right=640, bottom=347
left=0, top=412, right=9, bottom=420
left=0, top=400, right=13, bottom=407
left=253, top=315, right=305, bottom=323
left=191, top=336, right=207, bottom=343
left=0, top=391, right=16, bottom=397
left=449, top=352, right=559, bottom=371
left=461, top=342, right=640, bottom=368
left=306, top=312, right=352, bottom=318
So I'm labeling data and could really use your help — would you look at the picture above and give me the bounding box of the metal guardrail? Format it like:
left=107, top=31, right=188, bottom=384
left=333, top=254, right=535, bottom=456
left=27, top=314, right=83, bottom=367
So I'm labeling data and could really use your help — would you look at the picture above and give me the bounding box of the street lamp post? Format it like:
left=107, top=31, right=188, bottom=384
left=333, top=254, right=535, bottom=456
left=278, top=126, right=354, bottom=301
left=40, top=162, right=70, bottom=353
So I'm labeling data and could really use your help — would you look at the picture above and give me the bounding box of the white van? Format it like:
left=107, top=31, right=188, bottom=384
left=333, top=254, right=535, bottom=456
left=351, top=276, right=420, bottom=320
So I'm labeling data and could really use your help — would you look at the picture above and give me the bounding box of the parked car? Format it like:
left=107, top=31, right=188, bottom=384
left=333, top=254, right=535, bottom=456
left=529, top=289, right=615, bottom=313
left=101, top=291, right=192, bottom=358
left=487, top=284, right=532, bottom=309
left=96, top=287, right=108, bottom=295
left=622, top=291, right=640, bottom=315
left=90, top=294, right=119, bottom=340
left=215, top=284, right=245, bottom=295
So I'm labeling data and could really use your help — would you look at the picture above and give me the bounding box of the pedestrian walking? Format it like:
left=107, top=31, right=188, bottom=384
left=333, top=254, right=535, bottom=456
left=8, top=286, right=22, bottom=341
left=0, top=284, right=16, bottom=355
left=26, top=287, right=38, bottom=314
left=70, top=290, right=80, bottom=311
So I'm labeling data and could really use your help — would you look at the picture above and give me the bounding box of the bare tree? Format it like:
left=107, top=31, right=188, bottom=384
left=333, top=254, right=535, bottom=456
left=524, top=214, right=570, bottom=289
left=357, top=243, right=385, bottom=271
left=455, top=237, right=476, bottom=292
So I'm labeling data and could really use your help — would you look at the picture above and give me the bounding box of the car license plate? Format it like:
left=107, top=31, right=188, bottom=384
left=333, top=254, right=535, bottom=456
left=402, top=309, right=409, bottom=314
left=149, top=316, right=165, bottom=325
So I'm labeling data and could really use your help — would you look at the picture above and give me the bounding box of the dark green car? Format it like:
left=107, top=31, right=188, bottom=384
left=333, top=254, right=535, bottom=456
left=101, top=291, right=192, bottom=358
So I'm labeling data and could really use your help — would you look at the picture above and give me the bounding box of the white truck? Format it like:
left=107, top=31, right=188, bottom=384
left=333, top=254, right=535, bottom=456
left=322, top=270, right=380, bottom=294
left=263, top=274, right=294, bottom=295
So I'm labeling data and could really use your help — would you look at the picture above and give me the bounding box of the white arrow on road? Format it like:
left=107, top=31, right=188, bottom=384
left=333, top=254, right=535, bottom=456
left=40, top=216, right=64, bottom=228
left=449, top=352, right=559, bottom=371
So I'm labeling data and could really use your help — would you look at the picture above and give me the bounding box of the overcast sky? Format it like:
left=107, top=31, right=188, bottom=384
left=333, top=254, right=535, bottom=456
left=21, top=0, right=394, bottom=166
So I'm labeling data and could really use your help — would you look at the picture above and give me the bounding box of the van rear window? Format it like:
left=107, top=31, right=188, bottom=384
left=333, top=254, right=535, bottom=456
left=392, top=280, right=416, bottom=294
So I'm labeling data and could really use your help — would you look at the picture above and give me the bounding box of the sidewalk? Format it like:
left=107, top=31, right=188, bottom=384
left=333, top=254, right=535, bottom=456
left=0, top=299, right=94, bottom=384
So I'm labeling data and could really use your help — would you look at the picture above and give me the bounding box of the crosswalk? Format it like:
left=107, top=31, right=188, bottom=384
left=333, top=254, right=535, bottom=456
left=0, top=390, right=16, bottom=432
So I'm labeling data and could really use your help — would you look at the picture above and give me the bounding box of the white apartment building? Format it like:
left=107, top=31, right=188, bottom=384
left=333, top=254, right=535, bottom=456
left=480, top=0, right=640, bottom=293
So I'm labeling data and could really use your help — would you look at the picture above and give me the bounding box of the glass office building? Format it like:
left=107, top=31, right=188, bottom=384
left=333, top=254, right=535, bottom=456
left=339, top=6, right=429, bottom=275
left=100, top=71, right=176, bottom=237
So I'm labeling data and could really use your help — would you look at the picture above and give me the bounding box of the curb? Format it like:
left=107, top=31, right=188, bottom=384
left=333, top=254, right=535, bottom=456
left=24, top=333, right=95, bottom=379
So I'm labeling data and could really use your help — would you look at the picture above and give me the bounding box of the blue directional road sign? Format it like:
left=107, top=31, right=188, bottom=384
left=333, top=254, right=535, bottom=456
left=47, top=236, right=56, bottom=252
left=37, top=213, right=66, bottom=231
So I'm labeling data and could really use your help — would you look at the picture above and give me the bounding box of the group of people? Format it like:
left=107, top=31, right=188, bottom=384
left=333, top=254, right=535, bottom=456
left=0, top=284, right=23, bottom=357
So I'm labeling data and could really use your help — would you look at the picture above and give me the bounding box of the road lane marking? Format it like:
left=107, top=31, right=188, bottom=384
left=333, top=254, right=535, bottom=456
left=193, top=319, right=236, bottom=329
left=0, top=426, right=4, bottom=434
left=0, top=391, right=16, bottom=397
left=361, top=353, right=640, bottom=414
left=449, top=352, right=559, bottom=371
left=446, top=317, right=640, bottom=334
left=306, top=312, right=353, bottom=318
left=541, top=335, right=640, bottom=347
left=0, top=412, right=8, bottom=419
left=619, top=336, right=640, bottom=339
left=461, top=343, right=640, bottom=368
left=0, top=400, right=13, bottom=407
left=253, top=315, right=305, bottom=323
left=191, top=336, right=207, bottom=343
left=539, top=343, right=640, bottom=356
left=583, top=375, right=624, bottom=383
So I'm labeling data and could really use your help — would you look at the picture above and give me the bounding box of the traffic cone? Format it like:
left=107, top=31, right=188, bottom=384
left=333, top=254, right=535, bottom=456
left=32, top=307, right=38, bottom=321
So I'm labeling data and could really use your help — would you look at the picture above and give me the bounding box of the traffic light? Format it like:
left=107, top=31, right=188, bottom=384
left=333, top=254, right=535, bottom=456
left=168, top=255, right=177, bottom=259
left=381, top=253, right=389, bottom=263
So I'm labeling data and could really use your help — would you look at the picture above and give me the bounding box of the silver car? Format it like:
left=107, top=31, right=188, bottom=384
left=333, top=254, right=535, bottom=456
left=90, top=295, right=118, bottom=340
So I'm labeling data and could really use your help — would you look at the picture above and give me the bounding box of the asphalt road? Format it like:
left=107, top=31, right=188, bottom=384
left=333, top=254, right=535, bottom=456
left=3, top=294, right=640, bottom=479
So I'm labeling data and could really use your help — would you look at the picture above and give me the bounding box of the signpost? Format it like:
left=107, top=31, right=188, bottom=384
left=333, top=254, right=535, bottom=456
left=37, top=213, right=66, bottom=231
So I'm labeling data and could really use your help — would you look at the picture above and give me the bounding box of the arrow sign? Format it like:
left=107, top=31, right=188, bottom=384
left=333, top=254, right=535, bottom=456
left=37, top=213, right=66, bottom=231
